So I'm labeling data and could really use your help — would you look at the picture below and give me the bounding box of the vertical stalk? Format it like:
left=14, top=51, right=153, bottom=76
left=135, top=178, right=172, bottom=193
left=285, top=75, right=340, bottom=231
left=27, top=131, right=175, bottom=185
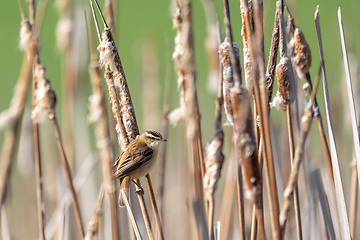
left=33, top=124, right=45, bottom=240
left=51, top=118, right=85, bottom=238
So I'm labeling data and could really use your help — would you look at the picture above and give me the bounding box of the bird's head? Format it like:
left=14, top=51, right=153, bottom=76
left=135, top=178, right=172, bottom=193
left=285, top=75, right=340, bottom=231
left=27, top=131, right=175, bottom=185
left=141, top=130, right=166, bottom=148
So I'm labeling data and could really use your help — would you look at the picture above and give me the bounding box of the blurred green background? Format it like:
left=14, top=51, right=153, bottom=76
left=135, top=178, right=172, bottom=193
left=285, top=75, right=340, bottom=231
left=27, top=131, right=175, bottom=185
left=0, top=0, right=360, bottom=238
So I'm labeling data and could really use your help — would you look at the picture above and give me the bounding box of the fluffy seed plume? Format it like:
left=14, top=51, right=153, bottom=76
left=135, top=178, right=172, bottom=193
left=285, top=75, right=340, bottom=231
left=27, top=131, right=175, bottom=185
left=219, top=40, right=241, bottom=125
left=31, top=63, right=57, bottom=123
left=98, top=28, right=139, bottom=139
left=288, top=19, right=312, bottom=79
left=271, top=57, right=295, bottom=111
left=203, top=129, right=224, bottom=200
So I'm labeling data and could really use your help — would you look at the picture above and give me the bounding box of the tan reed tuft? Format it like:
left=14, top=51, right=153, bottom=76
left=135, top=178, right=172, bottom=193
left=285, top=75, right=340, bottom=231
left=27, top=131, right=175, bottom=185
left=271, top=57, right=294, bottom=111
left=98, top=28, right=139, bottom=140
left=31, top=64, right=57, bottom=123
left=288, top=15, right=312, bottom=79
left=219, top=41, right=240, bottom=126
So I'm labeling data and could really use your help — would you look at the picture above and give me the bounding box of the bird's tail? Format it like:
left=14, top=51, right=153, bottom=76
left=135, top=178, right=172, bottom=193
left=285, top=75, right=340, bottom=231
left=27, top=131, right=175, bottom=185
left=118, top=176, right=131, bottom=207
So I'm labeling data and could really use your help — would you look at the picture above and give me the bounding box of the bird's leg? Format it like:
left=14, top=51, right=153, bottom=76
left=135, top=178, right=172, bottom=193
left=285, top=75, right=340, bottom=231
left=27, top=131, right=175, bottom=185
left=132, top=179, right=144, bottom=195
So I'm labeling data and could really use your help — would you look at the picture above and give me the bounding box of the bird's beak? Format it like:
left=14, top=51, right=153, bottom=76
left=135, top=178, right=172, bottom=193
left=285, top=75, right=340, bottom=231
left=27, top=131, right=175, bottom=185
left=162, top=138, right=167, bottom=142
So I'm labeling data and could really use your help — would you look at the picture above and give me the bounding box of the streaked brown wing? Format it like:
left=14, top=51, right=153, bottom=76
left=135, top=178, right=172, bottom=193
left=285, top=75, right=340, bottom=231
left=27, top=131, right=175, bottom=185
left=113, top=147, right=153, bottom=179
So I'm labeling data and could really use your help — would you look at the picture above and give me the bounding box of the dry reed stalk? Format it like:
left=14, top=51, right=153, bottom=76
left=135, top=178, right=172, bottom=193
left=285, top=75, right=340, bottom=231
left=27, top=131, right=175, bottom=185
left=250, top=3, right=280, bottom=237
left=133, top=179, right=153, bottom=240
left=31, top=54, right=85, bottom=238
left=200, top=0, right=219, bottom=92
left=219, top=149, right=237, bottom=240
left=33, top=122, right=45, bottom=240
left=278, top=70, right=320, bottom=237
left=338, top=7, right=360, bottom=191
left=203, top=118, right=224, bottom=239
left=285, top=104, right=303, bottom=240
left=104, top=0, right=115, bottom=32
left=0, top=42, right=35, bottom=210
left=349, top=107, right=360, bottom=238
left=90, top=3, right=164, bottom=240
left=315, top=7, right=351, bottom=239
left=157, top=35, right=172, bottom=220
left=304, top=71, right=334, bottom=182
left=85, top=185, right=104, bottom=240
left=203, top=20, right=225, bottom=239
left=265, top=1, right=281, bottom=108
left=180, top=0, right=208, bottom=238
left=349, top=157, right=358, bottom=239
left=121, top=190, right=142, bottom=240
left=26, top=7, right=46, bottom=240
left=55, top=0, right=76, bottom=169
left=45, top=152, right=97, bottom=239
left=285, top=4, right=334, bottom=182
left=222, top=1, right=246, bottom=238
left=85, top=13, right=120, bottom=240
left=168, top=0, right=186, bottom=126
left=90, top=4, right=162, bottom=238
left=53, top=115, right=86, bottom=239
left=145, top=174, right=164, bottom=240
left=274, top=2, right=302, bottom=238
left=231, top=87, right=265, bottom=240
left=0, top=0, right=38, bottom=208
left=309, top=169, right=336, bottom=240
left=241, top=0, right=281, bottom=238
left=240, top=0, right=254, bottom=93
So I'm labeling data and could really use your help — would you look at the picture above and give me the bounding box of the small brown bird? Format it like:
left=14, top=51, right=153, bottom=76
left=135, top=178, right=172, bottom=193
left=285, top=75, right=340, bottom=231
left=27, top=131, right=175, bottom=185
left=114, top=130, right=166, bottom=207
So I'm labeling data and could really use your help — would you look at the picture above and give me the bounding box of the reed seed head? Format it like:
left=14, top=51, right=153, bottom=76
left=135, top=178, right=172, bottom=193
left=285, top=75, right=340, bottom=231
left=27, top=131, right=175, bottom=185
left=203, top=129, right=224, bottom=200
left=19, top=19, right=32, bottom=51
left=219, top=41, right=241, bottom=125
left=288, top=26, right=312, bottom=79
left=271, top=57, right=294, bottom=111
left=31, top=64, right=57, bottom=123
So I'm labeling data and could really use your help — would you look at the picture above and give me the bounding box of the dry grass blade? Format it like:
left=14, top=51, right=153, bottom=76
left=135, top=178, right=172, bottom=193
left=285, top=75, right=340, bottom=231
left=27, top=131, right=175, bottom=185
left=337, top=7, right=360, bottom=190
left=85, top=185, right=104, bottom=240
left=121, top=190, right=142, bottom=240
left=314, top=6, right=351, bottom=239
left=44, top=153, right=97, bottom=239
left=309, top=169, right=336, bottom=240
left=51, top=118, right=85, bottom=238
left=304, top=71, right=334, bottom=183
left=223, top=0, right=241, bottom=86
